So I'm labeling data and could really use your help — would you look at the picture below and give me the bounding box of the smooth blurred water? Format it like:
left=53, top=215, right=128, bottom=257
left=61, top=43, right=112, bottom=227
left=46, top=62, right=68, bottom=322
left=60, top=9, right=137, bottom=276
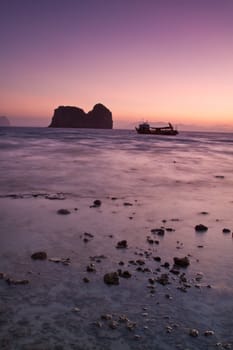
left=0, top=127, right=233, bottom=197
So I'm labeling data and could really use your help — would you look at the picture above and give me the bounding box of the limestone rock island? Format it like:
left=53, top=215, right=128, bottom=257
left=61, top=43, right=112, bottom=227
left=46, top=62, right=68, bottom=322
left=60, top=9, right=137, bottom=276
left=49, top=103, right=113, bottom=129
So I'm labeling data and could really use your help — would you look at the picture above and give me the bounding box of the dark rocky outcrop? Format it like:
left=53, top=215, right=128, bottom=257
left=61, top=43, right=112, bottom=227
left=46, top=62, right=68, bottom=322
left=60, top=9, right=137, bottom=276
left=0, top=116, right=10, bottom=126
left=49, top=103, right=113, bottom=129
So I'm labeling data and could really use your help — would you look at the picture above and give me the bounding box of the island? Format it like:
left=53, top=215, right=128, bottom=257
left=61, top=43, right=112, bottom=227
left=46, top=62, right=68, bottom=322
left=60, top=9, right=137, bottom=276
left=49, top=103, right=113, bottom=129
left=0, top=116, right=11, bottom=126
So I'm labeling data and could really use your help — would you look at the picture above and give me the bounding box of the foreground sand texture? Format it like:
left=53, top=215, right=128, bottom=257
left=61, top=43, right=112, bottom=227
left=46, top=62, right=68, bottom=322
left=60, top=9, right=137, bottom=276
left=0, top=128, right=232, bottom=350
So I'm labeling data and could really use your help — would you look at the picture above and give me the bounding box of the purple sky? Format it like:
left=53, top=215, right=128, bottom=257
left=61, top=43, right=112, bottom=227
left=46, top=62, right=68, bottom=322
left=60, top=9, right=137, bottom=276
left=1, top=0, right=233, bottom=129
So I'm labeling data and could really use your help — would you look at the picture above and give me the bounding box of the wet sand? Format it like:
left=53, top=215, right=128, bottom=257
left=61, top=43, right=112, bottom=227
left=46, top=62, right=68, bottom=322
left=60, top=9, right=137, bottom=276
left=0, top=189, right=232, bottom=350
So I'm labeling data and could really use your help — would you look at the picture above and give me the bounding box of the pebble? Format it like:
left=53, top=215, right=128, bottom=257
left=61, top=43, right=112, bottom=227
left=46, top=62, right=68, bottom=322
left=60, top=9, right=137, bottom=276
left=204, top=330, right=214, bottom=336
left=189, top=328, right=199, bottom=337
left=31, top=251, right=47, bottom=260
left=173, top=256, right=190, bottom=267
left=57, top=209, right=70, bottom=215
left=104, top=272, right=119, bottom=285
left=195, top=224, right=208, bottom=232
left=116, top=240, right=128, bottom=248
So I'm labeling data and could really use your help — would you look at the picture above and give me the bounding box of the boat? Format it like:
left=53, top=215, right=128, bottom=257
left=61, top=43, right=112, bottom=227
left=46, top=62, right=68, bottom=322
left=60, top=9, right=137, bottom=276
left=135, top=122, right=178, bottom=135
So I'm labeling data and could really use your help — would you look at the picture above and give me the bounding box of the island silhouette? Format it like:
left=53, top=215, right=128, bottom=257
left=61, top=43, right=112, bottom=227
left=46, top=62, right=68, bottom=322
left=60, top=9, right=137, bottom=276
left=49, top=103, right=113, bottom=129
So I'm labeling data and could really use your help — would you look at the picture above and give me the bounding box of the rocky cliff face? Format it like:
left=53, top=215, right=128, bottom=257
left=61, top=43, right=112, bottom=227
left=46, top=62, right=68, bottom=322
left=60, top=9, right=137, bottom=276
left=0, top=116, right=11, bottom=126
left=49, top=103, right=113, bottom=129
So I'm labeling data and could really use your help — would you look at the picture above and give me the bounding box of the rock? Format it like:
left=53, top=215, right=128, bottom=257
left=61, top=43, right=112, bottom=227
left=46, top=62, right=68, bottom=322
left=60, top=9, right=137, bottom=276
left=104, top=272, right=119, bottom=285
left=49, top=103, right=113, bottom=129
left=204, top=330, right=214, bottom=336
left=31, top=251, right=47, bottom=260
left=90, top=199, right=102, bottom=208
left=101, top=314, right=113, bottom=320
left=5, top=278, right=29, bottom=285
left=83, top=277, right=90, bottom=283
left=222, top=228, right=231, bottom=233
left=170, top=268, right=180, bottom=275
left=118, top=270, right=132, bottom=278
left=49, top=257, right=70, bottom=265
left=0, top=116, right=11, bottom=126
left=173, top=256, right=190, bottom=267
left=86, top=263, right=96, bottom=272
left=156, top=273, right=170, bottom=285
left=153, top=256, right=161, bottom=262
left=195, top=224, right=208, bottom=232
left=116, top=240, right=128, bottom=248
left=109, top=320, right=118, bottom=329
left=151, top=228, right=165, bottom=236
left=189, top=328, right=199, bottom=337
left=45, top=193, right=65, bottom=200
left=162, top=262, right=170, bottom=268
left=57, top=208, right=71, bottom=215
left=123, top=202, right=133, bottom=206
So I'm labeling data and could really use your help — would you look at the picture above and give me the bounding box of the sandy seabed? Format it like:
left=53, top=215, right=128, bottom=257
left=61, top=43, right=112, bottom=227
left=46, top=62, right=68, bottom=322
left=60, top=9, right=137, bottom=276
left=0, top=128, right=233, bottom=349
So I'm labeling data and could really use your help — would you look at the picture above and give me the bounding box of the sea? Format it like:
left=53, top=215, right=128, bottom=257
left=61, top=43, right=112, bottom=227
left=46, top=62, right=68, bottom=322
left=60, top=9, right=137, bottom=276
left=0, top=127, right=232, bottom=350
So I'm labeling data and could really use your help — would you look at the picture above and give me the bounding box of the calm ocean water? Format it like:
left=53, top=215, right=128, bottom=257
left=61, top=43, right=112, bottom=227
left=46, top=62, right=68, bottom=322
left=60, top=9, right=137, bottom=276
left=0, top=126, right=233, bottom=196
left=0, top=127, right=233, bottom=350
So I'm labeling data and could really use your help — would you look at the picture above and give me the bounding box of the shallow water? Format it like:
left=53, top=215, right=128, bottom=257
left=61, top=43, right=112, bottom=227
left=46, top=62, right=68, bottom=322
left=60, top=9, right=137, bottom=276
left=0, top=127, right=233, bottom=349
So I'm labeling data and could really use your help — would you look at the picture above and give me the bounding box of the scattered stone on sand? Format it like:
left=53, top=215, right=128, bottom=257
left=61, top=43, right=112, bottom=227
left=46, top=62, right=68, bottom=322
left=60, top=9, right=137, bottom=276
left=153, top=256, right=161, bottom=262
left=57, top=208, right=70, bottom=215
left=83, top=277, right=90, bottom=283
left=189, top=328, right=199, bottom=337
left=94, top=199, right=101, bottom=207
left=161, top=262, right=170, bottom=268
left=48, top=257, right=70, bottom=265
left=116, top=240, right=128, bottom=248
left=134, top=334, right=141, bottom=340
left=127, top=321, right=137, bottom=331
left=195, top=224, right=208, bottom=232
left=195, top=272, right=204, bottom=282
left=166, top=227, right=175, bottom=232
left=156, top=273, right=170, bottom=285
left=173, top=256, right=190, bottom=267
left=72, top=307, right=80, bottom=312
left=86, top=263, right=96, bottom=272
left=147, top=237, right=154, bottom=244
left=204, top=330, right=215, bottom=336
left=118, top=270, right=132, bottom=278
left=45, top=193, right=65, bottom=200
left=83, top=232, right=94, bottom=243
left=109, top=320, right=118, bottom=329
left=222, top=228, right=231, bottom=233
left=31, top=251, right=47, bottom=260
left=123, top=202, right=133, bottom=206
left=151, top=228, right=165, bottom=236
left=104, top=272, right=119, bottom=285
left=170, top=268, right=180, bottom=275
left=101, top=314, right=113, bottom=320
left=5, top=278, right=29, bottom=285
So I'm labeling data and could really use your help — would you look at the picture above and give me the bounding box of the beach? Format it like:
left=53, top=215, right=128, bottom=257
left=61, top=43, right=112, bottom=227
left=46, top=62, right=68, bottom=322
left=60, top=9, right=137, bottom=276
left=0, top=127, right=232, bottom=350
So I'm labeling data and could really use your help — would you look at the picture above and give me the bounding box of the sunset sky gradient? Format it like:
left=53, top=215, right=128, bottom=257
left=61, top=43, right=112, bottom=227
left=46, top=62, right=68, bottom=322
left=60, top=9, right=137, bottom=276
left=1, top=0, right=233, bottom=130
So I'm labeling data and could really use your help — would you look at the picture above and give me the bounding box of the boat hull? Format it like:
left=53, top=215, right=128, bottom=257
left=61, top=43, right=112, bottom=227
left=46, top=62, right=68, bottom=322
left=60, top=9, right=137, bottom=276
left=135, top=127, right=178, bottom=135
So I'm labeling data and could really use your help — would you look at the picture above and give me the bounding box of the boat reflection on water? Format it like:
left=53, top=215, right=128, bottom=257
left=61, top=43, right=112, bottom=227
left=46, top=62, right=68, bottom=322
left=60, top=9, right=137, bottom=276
left=135, top=122, right=178, bottom=135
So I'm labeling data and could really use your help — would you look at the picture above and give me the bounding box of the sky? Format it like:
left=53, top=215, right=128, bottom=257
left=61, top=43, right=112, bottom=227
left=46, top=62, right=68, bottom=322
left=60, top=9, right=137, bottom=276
left=0, top=0, right=233, bottom=130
